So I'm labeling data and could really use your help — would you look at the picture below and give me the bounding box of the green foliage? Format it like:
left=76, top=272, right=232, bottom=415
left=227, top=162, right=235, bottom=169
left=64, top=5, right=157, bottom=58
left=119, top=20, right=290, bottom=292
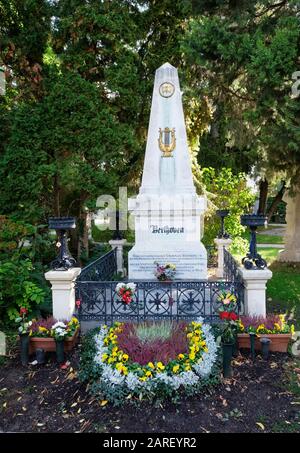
left=0, top=216, right=50, bottom=321
left=135, top=321, right=175, bottom=344
left=202, top=167, right=255, bottom=245
left=182, top=3, right=300, bottom=184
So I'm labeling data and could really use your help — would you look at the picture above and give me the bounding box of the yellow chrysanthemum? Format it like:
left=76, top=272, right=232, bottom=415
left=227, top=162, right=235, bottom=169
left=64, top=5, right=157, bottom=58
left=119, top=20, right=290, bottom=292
left=147, top=362, right=155, bottom=369
left=178, top=354, right=185, bottom=360
left=102, top=353, right=108, bottom=362
left=172, top=365, right=180, bottom=374
left=156, top=362, right=165, bottom=371
left=122, top=354, right=129, bottom=362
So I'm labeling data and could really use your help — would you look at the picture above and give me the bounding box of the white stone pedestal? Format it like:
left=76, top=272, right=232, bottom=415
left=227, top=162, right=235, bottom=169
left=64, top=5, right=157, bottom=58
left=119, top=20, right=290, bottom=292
left=214, top=237, right=232, bottom=278
left=278, top=190, right=300, bottom=262
left=109, top=239, right=127, bottom=276
left=128, top=194, right=207, bottom=280
left=45, top=268, right=81, bottom=320
left=238, top=267, right=273, bottom=317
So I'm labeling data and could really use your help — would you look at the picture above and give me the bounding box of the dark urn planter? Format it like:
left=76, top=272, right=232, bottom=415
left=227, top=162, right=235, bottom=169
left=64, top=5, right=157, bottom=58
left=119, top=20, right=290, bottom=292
left=55, top=339, right=65, bottom=364
left=216, top=209, right=230, bottom=239
left=249, top=332, right=257, bottom=360
left=260, top=337, right=271, bottom=360
left=240, top=214, right=267, bottom=269
left=222, top=343, right=234, bottom=378
left=20, top=334, right=29, bottom=366
left=36, top=348, right=46, bottom=365
left=49, top=217, right=77, bottom=270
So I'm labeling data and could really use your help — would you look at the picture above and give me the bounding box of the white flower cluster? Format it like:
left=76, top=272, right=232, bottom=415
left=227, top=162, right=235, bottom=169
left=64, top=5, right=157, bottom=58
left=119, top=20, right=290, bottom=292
left=52, top=321, right=68, bottom=338
left=115, top=282, right=137, bottom=293
left=92, top=320, right=219, bottom=396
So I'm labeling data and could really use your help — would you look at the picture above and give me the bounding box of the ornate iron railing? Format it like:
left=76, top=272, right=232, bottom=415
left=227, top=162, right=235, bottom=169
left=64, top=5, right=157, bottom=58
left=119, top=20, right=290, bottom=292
left=75, top=245, right=245, bottom=325
left=77, top=249, right=117, bottom=282
left=75, top=280, right=244, bottom=324
left=224, top=248, right=241, bottom=282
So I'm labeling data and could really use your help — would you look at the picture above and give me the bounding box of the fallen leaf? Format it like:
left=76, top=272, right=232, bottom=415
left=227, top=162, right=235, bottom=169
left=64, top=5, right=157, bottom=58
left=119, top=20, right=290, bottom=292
left=256, top=422, right=265, bottom=430
left=50, top=377, right=59, bottom=385
left=37, top=423, right=44, bottom=427
left=3, top=402, right=7, bottom=408
left=70, top=402, right=77, bottom=408
left=100, top=400, right=108, bottom=406
left=66, top=372, right=76, bottom=381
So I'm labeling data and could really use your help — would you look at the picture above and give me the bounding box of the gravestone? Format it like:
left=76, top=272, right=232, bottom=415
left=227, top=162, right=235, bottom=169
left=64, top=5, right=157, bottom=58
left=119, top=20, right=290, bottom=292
left=128, top=63, right=207, bottom=280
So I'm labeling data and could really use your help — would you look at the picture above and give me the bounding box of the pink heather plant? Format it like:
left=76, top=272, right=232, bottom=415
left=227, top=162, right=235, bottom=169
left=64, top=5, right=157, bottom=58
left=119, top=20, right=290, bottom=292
left=116, top=322, right=189, bottom=365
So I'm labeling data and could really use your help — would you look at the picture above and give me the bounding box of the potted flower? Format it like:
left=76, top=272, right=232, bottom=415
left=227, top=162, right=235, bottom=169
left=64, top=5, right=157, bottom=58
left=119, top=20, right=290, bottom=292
left=28, top=316, right=80, bottom=354
left=15, top=307, right=32, bottom=366
left=217, top=291, right=240, bottom=378
left=51, top=321, right=69, bottom=363
left=116, top=282, right=136, bottom=305
left=154, top=262, right=176, bottom=282
left=237, top=314, right=294, bottom=352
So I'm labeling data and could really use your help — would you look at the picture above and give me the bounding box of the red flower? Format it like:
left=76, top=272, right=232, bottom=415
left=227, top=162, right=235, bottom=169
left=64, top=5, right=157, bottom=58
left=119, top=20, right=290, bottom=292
left=20, top=307, right=27, bottom=315
left=230, top=312, right=238, bottom=321
left=75, top=299, right=81, bottom=308
left=219, top=311, right=230, bottom=320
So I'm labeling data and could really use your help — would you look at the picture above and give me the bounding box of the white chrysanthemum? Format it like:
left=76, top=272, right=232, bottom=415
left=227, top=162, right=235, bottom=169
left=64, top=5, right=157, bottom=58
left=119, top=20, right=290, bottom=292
left=52, top=321, right=67, bottom=330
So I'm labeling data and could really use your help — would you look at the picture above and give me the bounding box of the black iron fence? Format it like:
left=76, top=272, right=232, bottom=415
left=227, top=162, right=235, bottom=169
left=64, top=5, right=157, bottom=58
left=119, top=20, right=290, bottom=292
left=75, top=245, right=244, bottom=325
left=77, top=249, right=117, bottom=282
left=76, top=280, right=243, bottom=324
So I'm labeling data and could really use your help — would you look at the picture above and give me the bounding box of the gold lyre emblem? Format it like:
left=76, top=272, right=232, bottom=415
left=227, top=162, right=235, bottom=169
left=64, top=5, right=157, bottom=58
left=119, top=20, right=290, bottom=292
left=158, top=127, right=176, bottom=157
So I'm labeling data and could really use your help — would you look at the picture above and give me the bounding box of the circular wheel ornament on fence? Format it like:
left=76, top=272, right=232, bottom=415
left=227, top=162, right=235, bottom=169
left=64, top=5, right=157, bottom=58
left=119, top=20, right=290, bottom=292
left=88, top=319, right=219, bottom=403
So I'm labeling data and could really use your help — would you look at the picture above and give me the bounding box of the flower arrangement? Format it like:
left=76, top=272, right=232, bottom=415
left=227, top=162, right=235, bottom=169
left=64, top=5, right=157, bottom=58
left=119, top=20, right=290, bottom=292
left=237, top=314, right=295, bottom=335
left=87, top=319, right=219, bottom=403
left=51, top=321, right=69, bottom=341
left=217, top=291, right=239, bottom=344
left=154, top=262, right=176, bottom=281
left=15, top=307, right=32, bottom=335
left=28, top=316, right=80, bottom=338
left=115, top=282, right=136, bottom=305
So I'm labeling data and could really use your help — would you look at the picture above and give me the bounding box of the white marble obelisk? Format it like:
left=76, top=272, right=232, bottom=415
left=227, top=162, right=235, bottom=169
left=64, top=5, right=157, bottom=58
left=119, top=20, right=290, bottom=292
left=128, top=63, right=207, bottom=280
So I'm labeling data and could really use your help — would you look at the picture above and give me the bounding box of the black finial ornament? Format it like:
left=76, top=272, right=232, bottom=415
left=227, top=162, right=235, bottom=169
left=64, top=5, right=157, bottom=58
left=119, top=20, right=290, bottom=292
left=49, top=217, right=77, bottom=270
left=216, top=209, right=230, bottom=239
left=241, top=214, right=267, bottom=270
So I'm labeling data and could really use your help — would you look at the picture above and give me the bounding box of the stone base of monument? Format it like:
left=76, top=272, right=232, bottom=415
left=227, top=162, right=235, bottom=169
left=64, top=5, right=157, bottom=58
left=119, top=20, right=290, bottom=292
left=128, top=244, right=207, bottom=280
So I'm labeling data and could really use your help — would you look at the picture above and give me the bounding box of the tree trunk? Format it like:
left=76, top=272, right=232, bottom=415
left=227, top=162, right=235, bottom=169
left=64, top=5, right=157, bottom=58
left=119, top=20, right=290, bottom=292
left=258, top=178, right=269, bottom=215
left=267, top=181, right=286, bottom=223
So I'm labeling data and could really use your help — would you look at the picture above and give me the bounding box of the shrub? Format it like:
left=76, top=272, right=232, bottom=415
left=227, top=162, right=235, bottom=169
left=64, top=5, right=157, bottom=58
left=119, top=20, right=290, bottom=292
left=201, top=167, right=255, bottom=246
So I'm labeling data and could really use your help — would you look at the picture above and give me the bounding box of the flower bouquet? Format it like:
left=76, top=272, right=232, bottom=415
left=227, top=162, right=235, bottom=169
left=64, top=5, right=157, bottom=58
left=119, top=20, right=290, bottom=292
left=116, top=282, right=136, bottom=305
left=217, top=291, right=240, bottom=377
left=15, top=307, right=32, bottom=366
left=154, top=262, right=176, bottom=281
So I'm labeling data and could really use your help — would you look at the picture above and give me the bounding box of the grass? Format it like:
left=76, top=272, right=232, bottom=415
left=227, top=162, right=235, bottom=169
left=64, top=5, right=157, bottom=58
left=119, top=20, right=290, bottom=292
left=232, top=246, right=281, bottom=267
left=267, top=262, right=300, bottom=328
left=256, top=234, right=284, bottom=245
